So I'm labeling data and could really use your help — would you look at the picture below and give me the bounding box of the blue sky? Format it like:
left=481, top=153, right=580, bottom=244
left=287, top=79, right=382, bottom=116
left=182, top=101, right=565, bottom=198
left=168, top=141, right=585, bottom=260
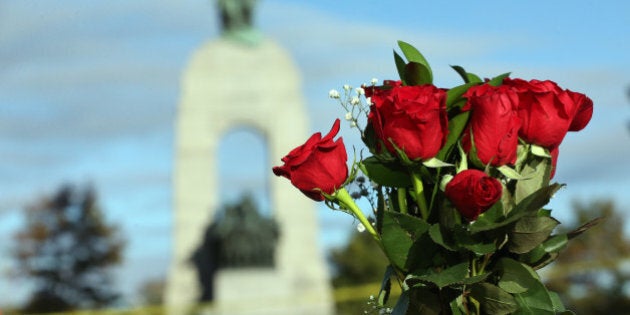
left=1, top=0, right=629, bottom=307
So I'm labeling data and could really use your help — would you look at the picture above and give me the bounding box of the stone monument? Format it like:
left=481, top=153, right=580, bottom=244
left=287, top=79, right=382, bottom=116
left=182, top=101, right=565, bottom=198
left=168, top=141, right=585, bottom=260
left=165, top=1, right=334, bottom=314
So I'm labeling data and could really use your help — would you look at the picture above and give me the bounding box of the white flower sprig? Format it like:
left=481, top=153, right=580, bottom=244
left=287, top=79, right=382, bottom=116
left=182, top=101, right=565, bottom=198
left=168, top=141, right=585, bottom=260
left=329, top=78, right=378, bottom=133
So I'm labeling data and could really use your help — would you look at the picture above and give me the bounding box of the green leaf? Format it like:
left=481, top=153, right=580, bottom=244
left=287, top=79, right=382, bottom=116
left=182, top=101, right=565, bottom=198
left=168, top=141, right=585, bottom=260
left=567, top=216, right=603, bottom=239
left=542, top=234, right=568, bottom=253
left=497, top=165, right=529, bottom=180
left=450, top=65, right=482, bottom=84
left=446, top=82, right=477, bottom=108
left=407, top=262, right=469, bottom=289
left=469, top=282, right=518, bottom=315
left=487, top=72, right=511, bottom=86
left=509, top=216, right=559, bottom=254
left=515, top=158, right=553, bottom=204
left=530, top=144, right=551, bottom=158
left=397, top=40, right=433, bottom=83
left=381, top=211, right=431, bottom=272
left=495, top=258, right=556, bottom=315
left=436, top=111, right=471, bottom=161
left=549, top=290, right=567, bottom=312
left=422, top=157, right=454, bottom=168
left=460, top=272, right=491, bottom=285
left=429, top=224, right=456, bottom=251
left=360, top=156, right=412, bottom=188
left=394, top=50, right=407, bottom=83
left=470, top=183, right=563, bottom=233
left=404, top=61, right=433, bottom=85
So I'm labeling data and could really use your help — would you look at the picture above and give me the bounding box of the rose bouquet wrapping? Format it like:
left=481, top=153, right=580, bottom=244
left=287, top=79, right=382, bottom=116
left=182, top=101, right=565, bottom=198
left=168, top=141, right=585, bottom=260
left=273, top=41, right=595, bottom=315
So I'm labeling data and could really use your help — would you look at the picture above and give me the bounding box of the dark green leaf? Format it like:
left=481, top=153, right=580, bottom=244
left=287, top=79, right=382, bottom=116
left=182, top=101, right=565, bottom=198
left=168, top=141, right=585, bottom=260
left=408, top=287, right=442, bottom=315
left=542, top=234, right=568, bottom=253
left=487, top=72, right=511, bottom=86
left=360, top=156, right=412, bottom=188
left=450, top=65, right=482, bottom=84
left=381, top=211, right=430, bottom=271
left=469, top=282, right=518, bottom=315
left=549, top=290, right=567, bottom=312
left=495, top=258, right=555, bottom=315
left=460, top=272, right=491, bottom=285
left=408, top=262, right=469, bottom=289
left=397, top=40, right=433, bottom=83
left=436, top=111, right=470, bottom=161
left=567, top=216, right=603, bottom=239
left=470, top=184, right=563, bottom=233
left=394, top=50, right=407, bottom=83
left=405, top=61, right=432, bottom=85
left=509, top=216, right=559, bottom=254
left=446, top=82, right=477, bottom=109
left=428, top=224, right=456, bottom=251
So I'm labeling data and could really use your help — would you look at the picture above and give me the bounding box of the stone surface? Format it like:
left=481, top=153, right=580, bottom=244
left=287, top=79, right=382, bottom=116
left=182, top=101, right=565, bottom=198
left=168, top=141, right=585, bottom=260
left=165, top=38, right=334, bottom=315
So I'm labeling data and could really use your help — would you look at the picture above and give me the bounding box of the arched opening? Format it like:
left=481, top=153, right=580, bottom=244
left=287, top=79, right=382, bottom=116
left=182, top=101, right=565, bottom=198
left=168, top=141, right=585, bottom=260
left=217, top=127, right=271, bottom=216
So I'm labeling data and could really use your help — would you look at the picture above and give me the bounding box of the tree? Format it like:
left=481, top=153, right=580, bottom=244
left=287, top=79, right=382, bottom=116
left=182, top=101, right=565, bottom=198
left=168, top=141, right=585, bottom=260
left=13, top=184, right=125, bottom=313
left=329, top=230, right=391, bottom=315
left=545, top=200, right=630, bottom=314
left=137, top=278, right=165, bottom=306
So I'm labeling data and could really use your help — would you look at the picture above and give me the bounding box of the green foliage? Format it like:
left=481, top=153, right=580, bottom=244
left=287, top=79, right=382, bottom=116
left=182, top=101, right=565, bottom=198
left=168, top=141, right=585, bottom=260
left=544, top=200, right=630, bottom=315
left=13, top=184, right=125, bottom=313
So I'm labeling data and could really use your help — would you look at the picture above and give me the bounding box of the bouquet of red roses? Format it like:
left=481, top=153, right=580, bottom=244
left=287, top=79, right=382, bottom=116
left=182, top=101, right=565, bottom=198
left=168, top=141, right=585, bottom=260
left=273, top=41, right=595, bottom=315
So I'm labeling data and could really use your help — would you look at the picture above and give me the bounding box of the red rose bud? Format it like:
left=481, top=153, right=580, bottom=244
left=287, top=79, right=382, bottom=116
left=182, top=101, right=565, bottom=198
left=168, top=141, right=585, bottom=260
left=445, top=169, right=503, bottom=221
left=462, top=84, right=521, bottom=166
left=367, top=82, right=448, bottom=161
left=504, top=78, right=581, bottom=149
left=567, top=90, right=593, bottom=132
left=273, top=119, right=348, bottom=201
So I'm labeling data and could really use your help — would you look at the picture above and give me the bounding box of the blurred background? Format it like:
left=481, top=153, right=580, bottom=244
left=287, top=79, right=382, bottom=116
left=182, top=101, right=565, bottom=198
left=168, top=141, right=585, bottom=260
left=1, top=0, right=629, bottom=313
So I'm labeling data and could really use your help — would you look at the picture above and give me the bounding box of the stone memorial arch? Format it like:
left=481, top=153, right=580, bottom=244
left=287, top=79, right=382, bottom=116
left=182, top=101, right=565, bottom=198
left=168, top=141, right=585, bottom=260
left=165, top=1, right=333, bottom=314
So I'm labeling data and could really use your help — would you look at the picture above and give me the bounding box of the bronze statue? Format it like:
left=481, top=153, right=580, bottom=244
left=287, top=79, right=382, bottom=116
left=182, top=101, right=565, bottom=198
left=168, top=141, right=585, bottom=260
left=192, top=194, right=278, bottom=301
left=216, top=0, right=261, bottom=44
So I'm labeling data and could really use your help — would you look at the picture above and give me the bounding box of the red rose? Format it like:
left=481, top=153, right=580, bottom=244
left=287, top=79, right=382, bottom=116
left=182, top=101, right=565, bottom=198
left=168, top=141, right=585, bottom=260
left=445, top=169, right=503, bottom=221
left=567, top=90, right=593, bottom=132
left=462, top=84, right=521, bottom=166
left=366, top=81, right=448, bottom=161
left=504, top=78, right=580, bottom=149
left=272, top=119, right=348, bottom=201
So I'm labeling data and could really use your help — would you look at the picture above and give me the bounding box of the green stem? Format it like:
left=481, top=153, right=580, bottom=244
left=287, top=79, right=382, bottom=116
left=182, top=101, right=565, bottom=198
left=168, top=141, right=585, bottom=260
left=334, top=188, right=379, bottom=242
left=397, top=188, right=408, bottom=214
left=410, top=169, right=429, bottom=220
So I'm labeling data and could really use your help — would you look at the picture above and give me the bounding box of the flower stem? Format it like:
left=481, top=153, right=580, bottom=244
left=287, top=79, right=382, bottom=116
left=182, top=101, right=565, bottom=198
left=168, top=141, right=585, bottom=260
left=411, top=169, right=429, bottom=220
left=397, top=188, right=408, bottom=214
left=334, top=188, right=379, bottom=241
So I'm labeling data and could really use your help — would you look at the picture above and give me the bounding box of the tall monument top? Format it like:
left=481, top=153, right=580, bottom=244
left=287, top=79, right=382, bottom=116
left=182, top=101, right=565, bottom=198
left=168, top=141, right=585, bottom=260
left=216, top=0, right=262, bottom=45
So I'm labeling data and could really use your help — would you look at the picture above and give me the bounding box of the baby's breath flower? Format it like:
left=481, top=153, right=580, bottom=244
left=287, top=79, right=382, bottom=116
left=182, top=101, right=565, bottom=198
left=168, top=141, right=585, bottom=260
left=371, top=78, right=378, bottom=85
left=355, top=87, right=365, bottom=95
left=350, top=96, right=360, bottom=105
left=343, top=84, right=351, bottom=91
left=357, top=223, right=366, bottom=233
left=329, top=89, right=340, bottom=99
left=345, top=112, right=353, bottom=121
left=350, top=121, right=357, bottom=128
